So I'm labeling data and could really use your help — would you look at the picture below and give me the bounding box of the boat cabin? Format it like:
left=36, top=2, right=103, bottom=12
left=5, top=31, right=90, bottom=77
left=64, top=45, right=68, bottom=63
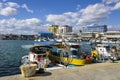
left=29, top=45, right=52, bottom=62
left=96, top=44, right=112, bottom=57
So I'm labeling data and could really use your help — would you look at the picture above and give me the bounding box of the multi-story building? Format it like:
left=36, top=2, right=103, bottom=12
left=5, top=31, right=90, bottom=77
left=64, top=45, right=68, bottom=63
left=104, top=31, right=120, bottom=39
left=79, top=31, right=120, bottom=41
left=49, top=25, right=73, bottom=38
left=57, top=25, right=73, bottom=38
left=84, top=24, right=107, bottom=33
left=80, top=32, right=94, bottom=38
left=59, top=25, right=72, bottom=34
left=48, top=25, right=59, bottom=36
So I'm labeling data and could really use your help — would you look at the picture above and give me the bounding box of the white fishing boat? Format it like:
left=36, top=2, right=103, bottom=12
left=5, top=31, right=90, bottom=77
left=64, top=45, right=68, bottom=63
left=95, top=43, right=120, bottom=62
left=96, top=44, right=112, bottom=57
left=21, top=33, right=58, bottom=74
left=21, top=45, right=52, bottom=67
left=20, top=44, right=54, bottom=77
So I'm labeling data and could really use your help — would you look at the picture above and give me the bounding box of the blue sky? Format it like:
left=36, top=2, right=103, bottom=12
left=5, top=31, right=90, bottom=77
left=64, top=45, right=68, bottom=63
left=0, top=0, right=120, bottom=34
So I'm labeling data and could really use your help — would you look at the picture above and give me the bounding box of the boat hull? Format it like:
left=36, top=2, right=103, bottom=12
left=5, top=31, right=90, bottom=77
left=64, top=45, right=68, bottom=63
left=49, top=55, right=93, bottom=66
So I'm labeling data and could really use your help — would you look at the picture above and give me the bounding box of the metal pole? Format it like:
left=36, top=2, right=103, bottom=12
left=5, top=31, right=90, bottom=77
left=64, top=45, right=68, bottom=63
left=103, top=47, right=105, bottom=62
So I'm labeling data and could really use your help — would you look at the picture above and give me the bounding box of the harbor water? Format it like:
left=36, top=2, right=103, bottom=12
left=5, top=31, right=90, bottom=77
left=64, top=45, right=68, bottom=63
left=0, top=40, right=92, bottom=77
left=0, top=40, right=33, bottom=77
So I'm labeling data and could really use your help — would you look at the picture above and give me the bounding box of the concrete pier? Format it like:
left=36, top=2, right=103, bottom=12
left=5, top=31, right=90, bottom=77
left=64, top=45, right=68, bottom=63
left=1, top=61, right=120, bottom=80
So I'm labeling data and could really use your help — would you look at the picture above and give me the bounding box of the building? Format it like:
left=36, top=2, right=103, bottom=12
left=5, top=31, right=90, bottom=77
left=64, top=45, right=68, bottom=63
left=104, top=31, right=120, bottom=39
left=48, top=25, right=59, bottom=36
left=58, top=25, right=73, bottom=38
left=85, top=24, right=107, bottom=33
left=61, top=32, right=78, bottom=40
left=59, top=25, right=72, bottom=34
left=80, top=32, right=93, bottom=38
left=48, top=25, right=73, bottom=38
left=78, top=24, right=120, bottom=41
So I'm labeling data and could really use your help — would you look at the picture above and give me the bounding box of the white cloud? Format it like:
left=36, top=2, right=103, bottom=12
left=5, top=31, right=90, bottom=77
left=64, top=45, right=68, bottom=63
left=46, top=3, right=111, bottom=27
left=77, top=3, right=111, bottom=25
left=0, top=2, right=19, bottom=16
left=0, top=18, right=48, bottom=34
left=21, top=4, right=33, bottom=13
left=46, top=3, right=120, bottom=32
left=46, top=11, right=80, bottom=26
left=0, top=7, right=17, bottom=16
left=46, top=14, right=70, bottom=25
left=103, top=0, right=120, bottom=10
left=0, top=1, right=33, bottom=16
left=6, top=2, right=20, bottom=8
left=112, top=2, right=120, bottom=10
left=103, top=0, right=120, bottom=4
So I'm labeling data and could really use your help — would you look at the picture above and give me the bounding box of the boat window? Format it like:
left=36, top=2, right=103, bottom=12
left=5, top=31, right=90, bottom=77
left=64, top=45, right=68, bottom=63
left=63, top=52, right=69, bottom=57
left=37, top=54, right=46, bottom=58
left=57, top=49, right=62, bottom=54
left=37, top=55, right=42, bottom=57
left=43, top=55, right=46, bottom=58
left=106, top=46, right=110, bottom=52
left=71, top=50, right=78, bottom=55
left=71, top=45, right=79, bottom=48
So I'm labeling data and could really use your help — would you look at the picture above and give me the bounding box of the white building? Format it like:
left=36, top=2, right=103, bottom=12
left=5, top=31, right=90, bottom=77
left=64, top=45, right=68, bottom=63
left=59, top=25, right=72, bottom=34
left=104, top=31, right=120, bottom=39
left=58, top=25, right=73, bottom=38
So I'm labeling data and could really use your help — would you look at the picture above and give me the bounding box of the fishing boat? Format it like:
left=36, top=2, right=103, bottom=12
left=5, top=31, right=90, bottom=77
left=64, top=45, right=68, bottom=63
left=95, top=43, right=120, bottom=60
left=20, top=44, right=54, bottom=77
left=49, top=41, right=93, bottom=66
left=21, top=36, right=58, bottom=73
left=95, top=43, right=111, bottom=57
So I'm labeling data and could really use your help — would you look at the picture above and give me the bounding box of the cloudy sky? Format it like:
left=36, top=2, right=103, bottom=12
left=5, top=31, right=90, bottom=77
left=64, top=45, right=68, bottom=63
left=0, top=0, right=120, bottom=34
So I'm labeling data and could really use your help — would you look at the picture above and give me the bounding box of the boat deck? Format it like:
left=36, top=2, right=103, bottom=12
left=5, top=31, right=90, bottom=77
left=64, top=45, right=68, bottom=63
left=1, top=61, right=120, bottom=80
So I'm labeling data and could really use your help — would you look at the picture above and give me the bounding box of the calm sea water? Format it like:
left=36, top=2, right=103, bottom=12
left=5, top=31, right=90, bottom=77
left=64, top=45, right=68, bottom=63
left=0, top=40, right=33, bottom=77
